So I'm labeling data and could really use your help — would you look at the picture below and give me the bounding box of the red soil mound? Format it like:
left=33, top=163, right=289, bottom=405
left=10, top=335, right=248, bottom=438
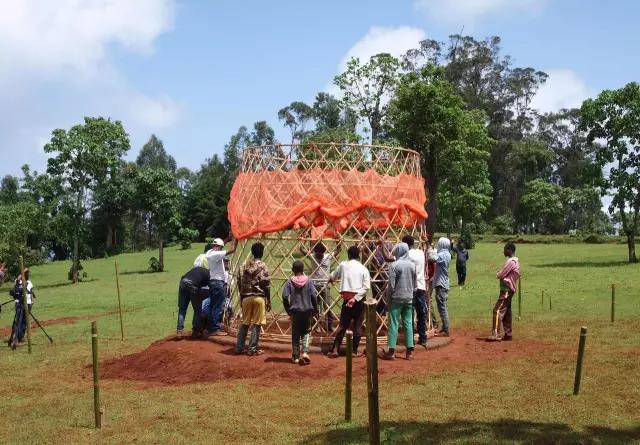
left=101, top=331, right=553, bottom=387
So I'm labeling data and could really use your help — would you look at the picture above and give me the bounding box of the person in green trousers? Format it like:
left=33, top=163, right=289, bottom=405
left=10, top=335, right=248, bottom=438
left=384, top=242, right=417, bottom=360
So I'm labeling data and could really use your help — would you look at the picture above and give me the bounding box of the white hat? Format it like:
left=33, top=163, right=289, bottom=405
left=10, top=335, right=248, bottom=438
left=213, top=238, right=225, bottom=247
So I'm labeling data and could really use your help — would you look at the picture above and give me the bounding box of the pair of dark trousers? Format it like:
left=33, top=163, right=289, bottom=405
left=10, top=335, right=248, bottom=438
left=207, top=279, right=225, bottom=332
left=413, top=289, right=428, bottom=343
left=331, top=300, right=364, bottom=353
left=177, top=280, right=203, bottom=332
left=492, top=291, right=513, bottom=338
left=236, top=324, right=261, bottom=353
left=14, top=302, right=32, bottom=342
left=291, top=310, right=313, bottom=358
left=456, top=264, right=467, bottom=285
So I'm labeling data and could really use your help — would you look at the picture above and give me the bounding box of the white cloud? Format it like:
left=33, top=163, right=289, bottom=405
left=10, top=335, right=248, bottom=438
left=414, top=0, right=546, bottom=25
left=338, top=26, right=427, bottom=72
left=531, top=69, right=593, bottom=112
left=0, top=0, right=179, bottom=176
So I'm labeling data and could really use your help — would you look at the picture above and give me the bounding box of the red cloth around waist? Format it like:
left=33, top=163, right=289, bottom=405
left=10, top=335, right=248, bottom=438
left=340, top=291, right=357, bottom=301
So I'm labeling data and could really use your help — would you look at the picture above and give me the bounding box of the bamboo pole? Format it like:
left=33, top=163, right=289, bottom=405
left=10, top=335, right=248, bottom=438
left=541, top=290, right=544, bottom=308
left=91, top=321, right=102, bottom=428
left=517, top=276, right=522, bottom=319
left=611, top=284, right=615, bottom=323
left=345, top=331, right=353, bottom=422
left=573, top=326, right=587, bottom=395
left=114, top=261, right=124, bottom=340
left=549, top=295, right=552, bottom=311
left=365, top=301, right=380, bottom=445
left=19, top=256, right=32, bottom=354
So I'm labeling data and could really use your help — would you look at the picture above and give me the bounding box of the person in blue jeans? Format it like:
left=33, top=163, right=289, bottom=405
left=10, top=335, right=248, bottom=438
left=202, top=237, right=237, bottom=337
left=429, top=237, right=452, bottom=337
left=176, top=266, right=211, bottom=337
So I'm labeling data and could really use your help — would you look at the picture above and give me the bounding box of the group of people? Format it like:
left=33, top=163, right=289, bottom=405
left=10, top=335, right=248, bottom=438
left=175, top=234, right=520, bottom=364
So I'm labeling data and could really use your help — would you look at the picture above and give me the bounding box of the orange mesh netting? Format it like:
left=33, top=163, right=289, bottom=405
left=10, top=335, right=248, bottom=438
left=228, top=168, right=427, bottom=240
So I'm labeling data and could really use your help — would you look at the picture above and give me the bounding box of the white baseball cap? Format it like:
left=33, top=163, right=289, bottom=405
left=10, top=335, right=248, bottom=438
left=213, top=238, right=225, bottom=247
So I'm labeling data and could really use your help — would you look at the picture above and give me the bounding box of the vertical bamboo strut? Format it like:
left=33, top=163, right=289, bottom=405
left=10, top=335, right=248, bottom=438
left=91, top=321, right=102, bottom=428
left=114, top=261, right=124, bottom=341
left=19, top=256, right=32, bottom=353
left=611, top=284, right=615, bottom=323
left=365, top=302, right=380, bottom=445
left=345, top=331, right=353, bottom=422
left=573, top=326, right=588, bottom=395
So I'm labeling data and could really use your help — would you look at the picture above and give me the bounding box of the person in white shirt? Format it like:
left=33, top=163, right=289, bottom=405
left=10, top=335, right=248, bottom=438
left=11, top=268, right=36, bottom=347
left=300, top=242, right=340, bottom=333
left=402, top=235, right=428, bottom=346
left=326, top=246, right=371, bottom=357
left=200, top=237, right=237, bottom=337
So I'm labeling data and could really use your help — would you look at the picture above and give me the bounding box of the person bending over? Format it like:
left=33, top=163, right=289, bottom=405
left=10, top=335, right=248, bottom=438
left=176, top=266, right=211, bottom=338
left=487, top=242, right=520, bottom=342
left=326, top=246, right=370, bottom=358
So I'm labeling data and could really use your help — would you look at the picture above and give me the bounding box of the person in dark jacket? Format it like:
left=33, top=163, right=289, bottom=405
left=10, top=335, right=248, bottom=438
left=177, top=266, right=210, bottom=338
left=452, top=241, right=470, bottom=286
left=283, top=260, right=318, bottom=364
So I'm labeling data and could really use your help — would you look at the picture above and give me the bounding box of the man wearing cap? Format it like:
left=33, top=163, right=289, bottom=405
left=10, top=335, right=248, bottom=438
left=202, top=237, right=238, bottom=337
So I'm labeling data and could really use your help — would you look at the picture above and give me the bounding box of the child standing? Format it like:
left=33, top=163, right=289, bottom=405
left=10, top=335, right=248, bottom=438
left=282, top=260, right=318, bottom=364
left=487, top=242, right=520, bottom=342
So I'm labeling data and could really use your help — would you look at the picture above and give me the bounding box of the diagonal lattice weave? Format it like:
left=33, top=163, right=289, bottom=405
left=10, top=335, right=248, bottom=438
left=225, top=143, right=428, bottom=347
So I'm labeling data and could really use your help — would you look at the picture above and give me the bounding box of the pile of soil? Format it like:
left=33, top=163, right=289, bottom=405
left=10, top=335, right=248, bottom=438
left=100, top=331, right=553, bottom=387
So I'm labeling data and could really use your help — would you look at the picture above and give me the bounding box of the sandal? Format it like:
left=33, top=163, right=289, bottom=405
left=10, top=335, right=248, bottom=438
left=248, top=349, right=264, bottom=356
left=301, top=353, right=311, bottom=365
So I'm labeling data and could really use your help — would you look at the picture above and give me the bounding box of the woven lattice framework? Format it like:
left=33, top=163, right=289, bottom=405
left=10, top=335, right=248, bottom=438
left=225, top=143, right=427, bottom=346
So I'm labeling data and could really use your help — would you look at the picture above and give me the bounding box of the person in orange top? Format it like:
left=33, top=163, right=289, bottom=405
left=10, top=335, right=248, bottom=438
left=487, top=242, right=520, bottom=342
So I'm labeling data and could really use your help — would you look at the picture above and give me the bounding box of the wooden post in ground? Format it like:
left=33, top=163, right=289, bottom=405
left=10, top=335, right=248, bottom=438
left=19, top=256, right=32, bottom=354
left=611, top=284, right=615, bottom=323
left=114, top=261, right=124, bottom=341
left=365, top=301, right=380, bottom=445
left=345, top=331, right=353, bottom=422
left=541, top=290, right=544, bottom=308
left=517, top=277, right=522, bottom=319
left=573, top=326, right=587, bottom=395
left=549, top=295, right=552, bottom=311
left=91, top=321, right=102, bottom=428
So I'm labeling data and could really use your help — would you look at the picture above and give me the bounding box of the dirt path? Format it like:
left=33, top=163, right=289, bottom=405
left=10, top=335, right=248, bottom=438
left=0, top=309, right=136, bottom=336
left=101, top=331, right=555, bottom=387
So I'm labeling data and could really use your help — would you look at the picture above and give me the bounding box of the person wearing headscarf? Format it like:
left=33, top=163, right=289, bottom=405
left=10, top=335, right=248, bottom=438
left=383, top=242, right=417, bottom=360
left=429, top=237, right=452, bottom=337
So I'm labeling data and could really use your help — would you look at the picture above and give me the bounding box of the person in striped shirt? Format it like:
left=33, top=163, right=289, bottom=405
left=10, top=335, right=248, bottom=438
left=487, top=242, right=520, bottom=342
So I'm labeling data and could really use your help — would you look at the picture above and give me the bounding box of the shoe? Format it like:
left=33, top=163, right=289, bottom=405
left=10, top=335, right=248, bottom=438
left=436, top=330, right=450, bottom=337
left=190, top=330, right=202, bottom=339
left=406, top=349, right=415, bottom=360
left=247, top=349, right=264, bottom=356
left=211, top=331, right=228, bottom=336
left=417, top=339, right=428, bottom=347
left=292, top=357, right=300, bottom=364
left=301, top=353, right=311, bottom=365
left=201, top=330, right=210, bottom=339
left=383, top=349, right=396, bottom=360
left=486, top=333, right=502, bottom=342
left=176, top=329, right=184, bottom=337
left=352, top=350, right=363, bottom=358
left=502, top=335, right=513, bottom=341
left=326, top=350, right=338, bottom=358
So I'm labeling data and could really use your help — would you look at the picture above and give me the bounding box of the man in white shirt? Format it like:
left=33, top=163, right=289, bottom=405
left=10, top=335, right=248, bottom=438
left=403, top=235, right=428, bottom=346
left=326, top=246, right=371, bottom=357
left=199, top=237, right=237, bottom=337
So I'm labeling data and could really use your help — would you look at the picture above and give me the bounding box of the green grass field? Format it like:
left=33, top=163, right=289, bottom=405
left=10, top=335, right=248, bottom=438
left=1, top=242, right=639, bottom=444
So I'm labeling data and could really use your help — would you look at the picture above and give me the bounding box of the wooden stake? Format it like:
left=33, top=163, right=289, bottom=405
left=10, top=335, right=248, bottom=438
left=91, top=321, right=102, bottom=428
left=365, top=301, right=380, bottom=445
left=19, top=256, right=32, bottom=354
left=517, top=276, right=522, bottom=319
left=573, top=326, right=587, bottom=395
left=611, top=284, right=615, bottom=323
left=541, top=290, right=544, bottom=308
left=345, top=331, right=353, bottom=422
left=549, top=295, right=552, bottom=311
left=114, top=261, right=124, bottom=341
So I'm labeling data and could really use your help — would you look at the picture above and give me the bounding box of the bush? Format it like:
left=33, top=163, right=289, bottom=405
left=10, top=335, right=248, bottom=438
left=178, top=227, right=199, bottom=250
left=459, top=225, right=475, bottom=249
left=67, top=261, right=88, bottom=282
left=583, top=234, right=606, bottom=244
left=491, top=214, right=515, bottom=235
left=148, top=257, right=162, bottom=273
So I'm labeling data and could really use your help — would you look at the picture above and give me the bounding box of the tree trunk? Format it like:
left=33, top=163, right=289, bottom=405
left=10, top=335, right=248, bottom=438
left=158, top=234, right=165, bottom=272
left=628, top=234, right=638, bottom=263
left=106, top=224, right=113, bottom=251
left=425, top=175, right=438, bottom=235
left=72, top=232, right=79, bottom=284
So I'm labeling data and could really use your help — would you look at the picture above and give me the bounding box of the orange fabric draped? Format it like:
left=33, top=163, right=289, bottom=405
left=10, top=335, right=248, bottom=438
left=228, top=168, right=427, bottom=240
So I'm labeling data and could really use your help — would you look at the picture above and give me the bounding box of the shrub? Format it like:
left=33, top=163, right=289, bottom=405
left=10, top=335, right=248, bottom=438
left=67, top=261, right=88, bottom=282
left=148, top=257, right=162, bottom=272
left=459, top=225, right=475, bottom=249
left=178, top=227, right=199, bottom=250
left=583, top=234, right=606, bottom=244
left=491, top=214, right=515, bottom=235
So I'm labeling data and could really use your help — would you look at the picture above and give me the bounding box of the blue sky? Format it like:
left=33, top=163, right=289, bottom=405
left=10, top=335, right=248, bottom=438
left=1, top=0, right=639, bottom=178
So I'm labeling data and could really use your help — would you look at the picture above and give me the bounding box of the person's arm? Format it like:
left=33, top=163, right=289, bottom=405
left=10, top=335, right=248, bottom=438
left=377, top=240, right=395, bottom=263
left=282, top=281, right=291, bottom=315
left=388, top=264, right=397, bottom=296
left=264, top=286, right=272, bottom=312
left=497, top=259, right=515, bottom=279
left=427, top=248, right=438, bottom=262
left=299, top=245, right=310, bottom=257
left=261, top=265, right=272, bottom=311
left=329, top=262, right=343, bottom=283
left=225, top=239, right=239, bottom=256
left=310, top=281, right=319, bottom=315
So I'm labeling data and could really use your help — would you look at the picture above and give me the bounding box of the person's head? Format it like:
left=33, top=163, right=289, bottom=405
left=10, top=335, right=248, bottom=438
left=401, top=235, right=415, bottom=248
left=393, top=242, right=409, bottom=259
left=436, top=237, right=451, bottom=252
left=313, top=242, right=327, bottom=256
left=251, top=242, right=265, bottom=259
left=347, top=245, right=360, bottom=261
left=223, top=256, right=230, bottom=267
left=504, top=242, right=516, bottom=257
left=458, top=241, right=465, bottom=250
left=212, top=238, right=225, bottom=251
left=23, top=268, right=30, bottom=280
left=292, top=260, right=305, bottom=275
left=204, top=243, right=213, bottom=253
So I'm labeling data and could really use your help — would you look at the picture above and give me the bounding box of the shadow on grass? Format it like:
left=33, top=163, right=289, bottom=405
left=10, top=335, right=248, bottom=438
left=299, top=420, right=640, bottom=445
left=119, top=269, right=158, bottom=275
left=38, top=278, right=98, bottom=289
left=532, top=260, right=631, bottom=268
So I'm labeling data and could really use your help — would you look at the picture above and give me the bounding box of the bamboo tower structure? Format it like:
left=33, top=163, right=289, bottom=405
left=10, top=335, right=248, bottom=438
left=225, top=142, right=427, bottom=347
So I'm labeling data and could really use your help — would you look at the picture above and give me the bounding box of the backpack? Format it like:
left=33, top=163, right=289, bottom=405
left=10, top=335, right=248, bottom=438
left=9, top=280, right=23, bottom=299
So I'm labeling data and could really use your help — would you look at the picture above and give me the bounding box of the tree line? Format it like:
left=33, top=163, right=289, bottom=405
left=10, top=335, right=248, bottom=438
left=1, top=35, right=639, bottom=274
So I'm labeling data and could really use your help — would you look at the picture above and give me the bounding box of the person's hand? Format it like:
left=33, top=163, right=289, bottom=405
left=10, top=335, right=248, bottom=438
left=266, top=302, right=272, bottom=312
left=346, top=298, right=356, bottom=308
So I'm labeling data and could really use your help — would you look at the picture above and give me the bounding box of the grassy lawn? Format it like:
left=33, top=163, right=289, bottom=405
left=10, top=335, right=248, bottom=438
left=0, top=242, right=639, bottom=444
